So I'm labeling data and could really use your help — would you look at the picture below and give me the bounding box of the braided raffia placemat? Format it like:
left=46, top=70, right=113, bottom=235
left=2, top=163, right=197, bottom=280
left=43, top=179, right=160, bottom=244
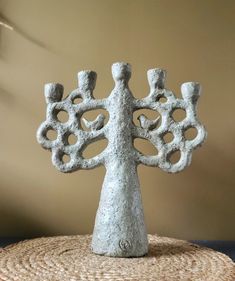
left=0, top=235, right=234, bottom=281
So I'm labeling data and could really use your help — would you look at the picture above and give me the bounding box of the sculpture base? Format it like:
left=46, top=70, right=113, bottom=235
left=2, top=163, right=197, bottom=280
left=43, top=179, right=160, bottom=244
left=0, top=235, right=234, bottom=281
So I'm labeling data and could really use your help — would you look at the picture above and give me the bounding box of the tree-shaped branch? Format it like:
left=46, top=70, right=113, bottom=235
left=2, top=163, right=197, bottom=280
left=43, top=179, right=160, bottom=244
left=37, top=71, right=108, bottom=172
left=36, top=62, right=206, bottom=258
left=132, top=68, right=207, bottom=173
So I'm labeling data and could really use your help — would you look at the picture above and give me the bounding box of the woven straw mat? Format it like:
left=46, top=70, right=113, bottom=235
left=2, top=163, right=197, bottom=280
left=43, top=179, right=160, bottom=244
left=0, top=235, right=234, bottom=281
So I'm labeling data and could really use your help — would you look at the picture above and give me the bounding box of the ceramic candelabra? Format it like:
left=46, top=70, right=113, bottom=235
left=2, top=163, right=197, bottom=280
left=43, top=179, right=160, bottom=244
left=37, top=62, right=206, bottom=257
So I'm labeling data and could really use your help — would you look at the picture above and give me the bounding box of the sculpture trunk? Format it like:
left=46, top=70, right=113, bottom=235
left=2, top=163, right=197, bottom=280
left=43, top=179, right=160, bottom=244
left=91, top=159, right=148, bottom=257
left=91, top=80, right=148, bottom=257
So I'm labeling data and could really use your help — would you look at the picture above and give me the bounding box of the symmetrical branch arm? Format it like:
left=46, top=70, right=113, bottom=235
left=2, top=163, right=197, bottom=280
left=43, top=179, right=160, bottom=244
left=37, top=71, right=108, bottom=173
left=132, top=68, right=207, bottom=173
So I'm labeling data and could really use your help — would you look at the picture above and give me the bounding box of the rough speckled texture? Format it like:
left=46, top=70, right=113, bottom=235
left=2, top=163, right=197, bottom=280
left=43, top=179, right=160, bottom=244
left=0, top=235, right=234, bottom=281
left=37, top=62, right=207, bottom=257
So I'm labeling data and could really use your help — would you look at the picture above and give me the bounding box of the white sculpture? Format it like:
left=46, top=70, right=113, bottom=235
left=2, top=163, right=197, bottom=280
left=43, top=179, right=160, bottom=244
left=37, top=62, right=207, bottom=257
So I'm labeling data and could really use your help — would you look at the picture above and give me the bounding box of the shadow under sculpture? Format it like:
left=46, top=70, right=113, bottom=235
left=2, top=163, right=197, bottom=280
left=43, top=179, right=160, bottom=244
left=36, top=62, right=207, bottom=257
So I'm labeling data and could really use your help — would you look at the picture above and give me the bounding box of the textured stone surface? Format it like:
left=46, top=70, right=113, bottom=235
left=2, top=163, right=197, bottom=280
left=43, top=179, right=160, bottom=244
left=37, top=62, right=207, bottom=257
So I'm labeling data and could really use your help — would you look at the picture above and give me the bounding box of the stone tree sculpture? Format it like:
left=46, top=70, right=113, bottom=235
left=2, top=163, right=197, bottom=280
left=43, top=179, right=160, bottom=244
left=37, top=62, right=206, bottom=257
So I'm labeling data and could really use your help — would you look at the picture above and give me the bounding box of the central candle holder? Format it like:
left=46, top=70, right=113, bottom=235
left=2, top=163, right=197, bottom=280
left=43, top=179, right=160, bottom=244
left=37, top=62, right=206, bottom=257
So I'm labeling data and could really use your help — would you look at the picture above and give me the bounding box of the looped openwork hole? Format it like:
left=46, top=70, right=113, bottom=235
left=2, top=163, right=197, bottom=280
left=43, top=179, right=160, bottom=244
left=56, top=110, right=69, bottom=123
left=167, top=150, right=181, bottom=164
left=171, top=108, right=186, bottom=122
left=134, top=138, right=158, bottom=156
left=184, top=127, right=198, bottom=140
left=162, top=132, right=174, bottom=144
left=62, top=153, right=71, bottom=164
left=45, top=128, right=57, bottom=141
left=156, top=94, right=167, bottom=103
left=63, top=133, right=78, bottom=146
left=82, top=139, right=108, bottom=159
left=72, top=97, right=82, bottom=104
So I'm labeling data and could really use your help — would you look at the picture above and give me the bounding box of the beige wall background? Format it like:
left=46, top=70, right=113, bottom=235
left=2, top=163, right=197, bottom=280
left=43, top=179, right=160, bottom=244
left=0, top=0, right=234, bottom=240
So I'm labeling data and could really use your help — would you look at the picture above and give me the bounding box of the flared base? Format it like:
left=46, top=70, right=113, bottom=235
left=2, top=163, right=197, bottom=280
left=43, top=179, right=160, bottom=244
left=91, top=160, right=148, bottom=257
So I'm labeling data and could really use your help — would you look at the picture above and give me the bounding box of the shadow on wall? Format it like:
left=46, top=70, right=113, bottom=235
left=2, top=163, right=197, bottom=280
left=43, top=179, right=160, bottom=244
left=0, top=159, right=101, bottom=237
left=0, top=87, right=15, bottom=105
left=0, top=168, right=55, bottom=237
left=0, top=12, right=51, bottom=51
left=0, top=184, right=50, bottom=238
left=0, top=162, right=54, bottom=237
left=0, top=205, right=49, bottom=238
